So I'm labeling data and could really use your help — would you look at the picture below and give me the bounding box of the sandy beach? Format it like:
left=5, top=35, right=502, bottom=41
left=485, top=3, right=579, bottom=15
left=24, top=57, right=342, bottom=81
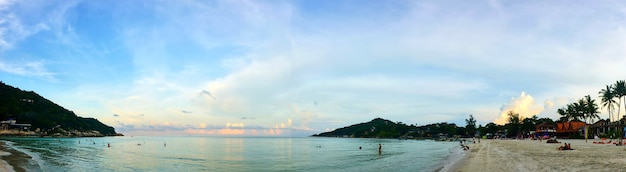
left=0, top=141, right=39, bottom=172
left=450, top=139, right=626, bottom=171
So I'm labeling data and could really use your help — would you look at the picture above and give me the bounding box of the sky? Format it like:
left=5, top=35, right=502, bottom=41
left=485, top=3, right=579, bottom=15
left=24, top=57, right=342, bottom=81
left=1, top=0, right=626, bottom=136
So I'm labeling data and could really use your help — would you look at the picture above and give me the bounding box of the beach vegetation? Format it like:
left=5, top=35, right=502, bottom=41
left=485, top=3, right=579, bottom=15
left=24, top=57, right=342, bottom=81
left=599, top=85, right=617, bottom=122
left=583, top=95, right=600, bottom=124
left=553, top=95, right=601, bottom=140
left=465, top=115, right=477, bottom=137
left=521, top=115, right=538, bottom=134
left=612, top=80, right=626, bottom=122
left=505, top=111, right=522, bottom=137
left=480, top=122, right=502, bottom=137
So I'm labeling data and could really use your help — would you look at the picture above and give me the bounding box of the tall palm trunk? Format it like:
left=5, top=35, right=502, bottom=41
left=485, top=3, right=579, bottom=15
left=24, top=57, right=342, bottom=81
left=617, top=95, right=626, bottom=121
left=616, top=99, right=619, bottom=131
left=616, top=95, right=626, bottom=144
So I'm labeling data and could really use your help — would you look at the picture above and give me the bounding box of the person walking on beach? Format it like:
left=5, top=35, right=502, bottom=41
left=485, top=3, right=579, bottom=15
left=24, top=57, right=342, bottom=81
left=378, top=144, right=382, bottom=155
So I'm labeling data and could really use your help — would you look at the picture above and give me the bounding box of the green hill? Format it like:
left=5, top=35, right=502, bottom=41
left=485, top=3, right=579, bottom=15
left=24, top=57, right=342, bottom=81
left=0, top=81, right=117, bottom=136
left=313, top=118, right=414, bottom=138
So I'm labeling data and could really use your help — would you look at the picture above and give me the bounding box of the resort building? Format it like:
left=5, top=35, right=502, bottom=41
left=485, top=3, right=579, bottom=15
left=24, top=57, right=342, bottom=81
left=535, top=122, right=556, bottom=137
left=589, top=119, right=611, bottom=137
left=534, top=122, right=585, bottom=138
left=0, top=119, right=32, bottom=131
left=589, top=117, right=626, bottom=138
left=555, top=121, right=586, bottom=138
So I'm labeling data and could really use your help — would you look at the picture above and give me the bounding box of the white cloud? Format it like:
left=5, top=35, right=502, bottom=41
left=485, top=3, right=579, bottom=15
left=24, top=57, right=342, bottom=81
left=6, top=1, right=626, bottom=136
left=0, top=60, right=55, bottom=80
left=494, top=92, right=544, bottom=124
left=0, top=1, right=51, bottom=51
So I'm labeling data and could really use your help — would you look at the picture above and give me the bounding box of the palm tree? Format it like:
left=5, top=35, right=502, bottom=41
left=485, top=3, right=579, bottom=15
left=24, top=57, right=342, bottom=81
left=615, top=80, right=626, bottom=143
left=613, top=80, right=626, bottom=120
left=599, top=85, right=617, bottom=122
left=571, top=101, right=585, bottom=122
left=557, top=108, right=565, bottom=120
left=565, top=104, right=572, bottom=121
left=583, top=95, right=600, bottom=143
left=557, top=107, right=569, bottom=122
left=584, top=95, right=600, bottom=123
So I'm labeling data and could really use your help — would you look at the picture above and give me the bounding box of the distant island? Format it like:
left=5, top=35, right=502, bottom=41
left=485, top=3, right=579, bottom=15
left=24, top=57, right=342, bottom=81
left=0, top=81, right=121, bottom=137
left=313, top=116, right=549, bottom=140
left=313, top=118, right=461, bottom=139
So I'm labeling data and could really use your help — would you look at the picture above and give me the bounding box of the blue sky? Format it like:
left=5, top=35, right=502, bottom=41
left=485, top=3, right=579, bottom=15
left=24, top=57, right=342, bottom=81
left=1, top=0, right=626, bottom=136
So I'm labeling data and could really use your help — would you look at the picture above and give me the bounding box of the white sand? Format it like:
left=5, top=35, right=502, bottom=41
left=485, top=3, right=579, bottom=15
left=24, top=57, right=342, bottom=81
left=450, top=139, right=626, bottom=172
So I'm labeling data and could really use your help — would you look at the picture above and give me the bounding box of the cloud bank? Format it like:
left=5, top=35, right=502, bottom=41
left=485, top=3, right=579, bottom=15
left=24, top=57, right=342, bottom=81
left=1, top=1, right=626, bottom=135
left=494, top=92, right=546, bottom=124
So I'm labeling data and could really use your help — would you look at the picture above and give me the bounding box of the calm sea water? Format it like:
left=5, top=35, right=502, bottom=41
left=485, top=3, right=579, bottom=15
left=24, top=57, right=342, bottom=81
left=1, top=136, right=461, bottom=171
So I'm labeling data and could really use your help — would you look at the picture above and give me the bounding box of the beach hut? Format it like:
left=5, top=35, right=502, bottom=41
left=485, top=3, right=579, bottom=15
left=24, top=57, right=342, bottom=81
left=556, top=121, right=586, bottom=138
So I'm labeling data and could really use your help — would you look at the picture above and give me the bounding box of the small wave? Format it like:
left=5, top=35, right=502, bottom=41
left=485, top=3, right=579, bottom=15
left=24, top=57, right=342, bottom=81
left=1, top=140, right=44, bottom=172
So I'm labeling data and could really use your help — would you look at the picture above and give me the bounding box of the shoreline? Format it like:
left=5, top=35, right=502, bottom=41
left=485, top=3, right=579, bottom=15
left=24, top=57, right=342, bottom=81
left=436, top=141, right=475, bottom=172
left=434, top=147, right=466, bottom=172
left=0, top=140, right=41, bottom=172
left=450, top=139, right=626, bottom=171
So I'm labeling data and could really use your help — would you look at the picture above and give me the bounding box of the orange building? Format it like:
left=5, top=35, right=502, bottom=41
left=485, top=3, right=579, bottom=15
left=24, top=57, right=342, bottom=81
left=555, top=121, right=586, bottom=137
left=556, top=121, right=586, bottom=133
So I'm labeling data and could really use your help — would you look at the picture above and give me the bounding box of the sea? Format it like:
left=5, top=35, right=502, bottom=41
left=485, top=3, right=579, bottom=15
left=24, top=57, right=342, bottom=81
left=0, top=136, right=464, bottom=172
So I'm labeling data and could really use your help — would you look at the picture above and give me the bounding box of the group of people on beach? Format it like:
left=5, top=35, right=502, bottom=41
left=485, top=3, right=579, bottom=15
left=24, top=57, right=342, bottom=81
left=558, top=142, right=573, bottom=150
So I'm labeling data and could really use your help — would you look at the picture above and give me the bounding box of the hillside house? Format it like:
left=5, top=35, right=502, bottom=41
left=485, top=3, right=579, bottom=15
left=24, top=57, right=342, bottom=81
left=0, top=119, right=31, bottom=130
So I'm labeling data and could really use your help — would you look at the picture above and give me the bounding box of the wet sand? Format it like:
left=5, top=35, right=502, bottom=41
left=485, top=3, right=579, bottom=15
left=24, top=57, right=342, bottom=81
left=0, top=141, right=39, bottom=172
left=450, top=139, right=626, bottom=171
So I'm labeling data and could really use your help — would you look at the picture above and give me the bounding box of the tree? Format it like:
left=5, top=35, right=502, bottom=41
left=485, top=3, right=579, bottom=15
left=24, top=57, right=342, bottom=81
left=584, top=95, right=600, bottom=123
left=614, top=80, right=626, bottom=142
left=567, top=104, right=582, bottom=122
left=583, top=95, right=600, bottom=142
left=477, top=124, right=484, bottom=137
left=483, top=122, right=502, bottom=137
left=613, top=80, right=626, bottom=120
left=506, top=111, right=521, bottom=138
left=536, top=117, right=555, bottom=125
left=557, top=107, right=570, bottom=122
left=521, top=115, right=538, bottom=133
left=465, top=114, right=477, bottom=137
left=599, top=85, right=617, bottom=122
left=574, top=99, right=587, bottom=122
